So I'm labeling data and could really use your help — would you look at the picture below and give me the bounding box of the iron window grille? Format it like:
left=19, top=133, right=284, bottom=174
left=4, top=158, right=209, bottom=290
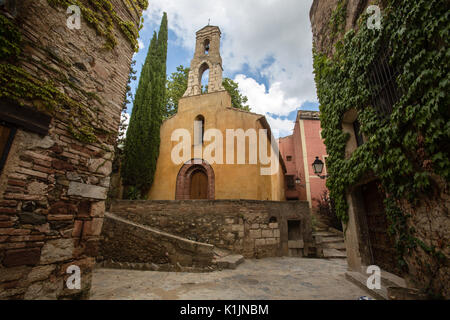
left=366, top=48, right=403, bottom=120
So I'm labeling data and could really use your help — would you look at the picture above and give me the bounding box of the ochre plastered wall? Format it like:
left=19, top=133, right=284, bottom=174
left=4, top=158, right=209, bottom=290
left=148, top=91, right=285, bottom=201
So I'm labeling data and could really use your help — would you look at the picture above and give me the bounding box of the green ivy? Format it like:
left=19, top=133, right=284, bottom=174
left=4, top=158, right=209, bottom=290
left=313, top=0, right=449, bottom=295
left=329, top=0, right=349, bottom=39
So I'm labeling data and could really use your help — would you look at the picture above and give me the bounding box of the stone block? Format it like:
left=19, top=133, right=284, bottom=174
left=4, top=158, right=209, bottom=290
left=72, top=220, right=83, bottom=238
left=269, top=223, right=278, bottom=229
left=40, top=239, right=74, bottom=264
left=50, top=201, right=77, bottom=215
left=24, top=278, right=63, bottom=300
left=91, top=201, right=105, bottom=218
left=88, top=158, right=112, bottom=176
left=82, top=218, right=104, bottom=237
left=3, top=248, right=41, bottom=267
left=27, top=265, right=55, bottom=283
left=27, top=181, right=47, bottom=195
left=0, top=266, right=30, bottom=282
left=225, top=218, right=235, bottom=224
left=231, top=224, right=244, bottom=232
left=255, top=239, right=266, bottom=246
left=262, top=229, right=273, bottom=238
left=19, top=212, right=46, bottom=225
left=68, top=182, right=107, bottom=200
left=249, top=229, right=261, bottom=239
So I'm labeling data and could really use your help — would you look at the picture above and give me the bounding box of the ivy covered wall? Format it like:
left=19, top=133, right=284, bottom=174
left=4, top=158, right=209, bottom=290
left=312, top=0, right=449, bottom=298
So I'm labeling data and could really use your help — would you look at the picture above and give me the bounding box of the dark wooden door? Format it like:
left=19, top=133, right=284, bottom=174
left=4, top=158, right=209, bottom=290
left=190, top=170, right=208, bottom=199
left=361, top=181, right=401, bottom=276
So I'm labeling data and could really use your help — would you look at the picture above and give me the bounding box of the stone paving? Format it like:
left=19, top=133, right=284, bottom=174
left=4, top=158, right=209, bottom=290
left=90, top=257, right=374, bottom=300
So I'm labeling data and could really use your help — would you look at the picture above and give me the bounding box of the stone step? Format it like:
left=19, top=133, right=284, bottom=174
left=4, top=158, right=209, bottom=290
left=322, top=248, right=347, bottom=259
left=313, top=231, right=339, bottom=237
left=213, top=247, right=232, bottom=258
left=316, top=236, right=344, bottom=244
left=213, top=254, right=245, bottom=270
left=346, top=270, right=410, bottom=300
left=380, top=270, right=407, bottom=289
left=322, top=242, right=346, bottom=250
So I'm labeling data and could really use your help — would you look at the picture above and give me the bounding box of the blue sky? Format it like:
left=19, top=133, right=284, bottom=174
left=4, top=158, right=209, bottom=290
left=127, top=0, right=319, bottom=138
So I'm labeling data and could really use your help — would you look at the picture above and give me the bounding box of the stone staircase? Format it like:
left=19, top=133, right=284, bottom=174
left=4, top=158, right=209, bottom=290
left=313, top=225, right=347, bottom=259
left=100, top=212, right=245, bottom=272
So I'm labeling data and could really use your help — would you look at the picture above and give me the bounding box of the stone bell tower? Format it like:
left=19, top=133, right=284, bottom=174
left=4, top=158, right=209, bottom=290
left=183, top=25, right=226, bottom=97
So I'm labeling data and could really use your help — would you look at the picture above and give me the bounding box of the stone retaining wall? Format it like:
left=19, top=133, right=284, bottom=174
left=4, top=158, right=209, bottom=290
left=107, top=200, right=313, bottom=258
left=100, top=213, right=214, bottom=268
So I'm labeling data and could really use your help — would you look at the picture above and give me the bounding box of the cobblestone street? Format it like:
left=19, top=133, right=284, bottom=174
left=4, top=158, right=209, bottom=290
left=90, top=257, right=373, bottom=300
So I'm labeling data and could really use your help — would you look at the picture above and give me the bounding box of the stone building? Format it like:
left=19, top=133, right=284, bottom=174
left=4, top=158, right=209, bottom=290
left=310, top=0, right=449, bottom=298
left=0, top=0, right=146, bottom=299
left=278, top=111, right=328, bottom=216
left=148, top=26, right=286, bottom=201
left=100, top=26, right=315, bottom=268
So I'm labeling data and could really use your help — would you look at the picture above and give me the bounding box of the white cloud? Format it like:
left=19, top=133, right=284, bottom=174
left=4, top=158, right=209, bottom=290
left=138, top=39, right=145, bottom=50
left=119, top=112, right=130, bottom=138
left=266, top=115, right=295, bottom=138
left=142, top=0, right=316, bottom=137
left=143, top=0, right=317, bottom=99
left=234, top=74, right=303, bottom=117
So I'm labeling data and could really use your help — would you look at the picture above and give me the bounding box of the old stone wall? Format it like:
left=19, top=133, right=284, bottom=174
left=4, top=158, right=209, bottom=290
left=0, top=0, right=144, bottom=299
left=107, top=200, right=313, bottom=259
left=310, top=0, right=371, bottom=55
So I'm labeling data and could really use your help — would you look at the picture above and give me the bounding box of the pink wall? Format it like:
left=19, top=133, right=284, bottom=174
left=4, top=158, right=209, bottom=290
left=302, top=117, right=328, bottom=210
left=278, top=135, right=306, bottom=200
left=278, top=111, right=328, bottom=211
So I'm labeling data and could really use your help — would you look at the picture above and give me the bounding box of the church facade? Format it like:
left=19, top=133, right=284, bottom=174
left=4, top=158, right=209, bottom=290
left=148, top=26, right=286, bottom=201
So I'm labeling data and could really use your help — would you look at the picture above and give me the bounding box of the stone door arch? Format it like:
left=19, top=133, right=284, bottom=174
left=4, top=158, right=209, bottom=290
left=175, top=159, right=215, bottom=200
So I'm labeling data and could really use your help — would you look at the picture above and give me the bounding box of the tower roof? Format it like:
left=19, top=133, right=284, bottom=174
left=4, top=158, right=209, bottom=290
left=196, top=25, right=221, bottom=36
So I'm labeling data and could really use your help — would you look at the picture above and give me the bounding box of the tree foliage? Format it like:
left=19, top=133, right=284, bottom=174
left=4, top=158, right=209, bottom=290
left=165, top=65, right=190, bottom=117
left=165, top=65, right=251, bottom=116
left=121, top=13, right=168, bottom=197
left=222, top=78, right=251, bottom=112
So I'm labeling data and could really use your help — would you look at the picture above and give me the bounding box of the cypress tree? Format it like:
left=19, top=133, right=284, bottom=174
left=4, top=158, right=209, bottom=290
left=121, top=13, right=168, bottom=198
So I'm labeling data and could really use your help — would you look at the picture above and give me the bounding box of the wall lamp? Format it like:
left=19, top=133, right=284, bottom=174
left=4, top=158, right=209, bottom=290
left=312, top=156, right=329, bottom=179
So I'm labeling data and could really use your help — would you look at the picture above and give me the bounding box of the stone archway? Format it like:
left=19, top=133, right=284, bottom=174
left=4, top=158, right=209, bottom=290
left=175, top=159, right=215, bottom=200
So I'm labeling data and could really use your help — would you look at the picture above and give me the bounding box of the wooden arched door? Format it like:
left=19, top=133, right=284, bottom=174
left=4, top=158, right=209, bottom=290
left=190, top=170, right=208, bottom=199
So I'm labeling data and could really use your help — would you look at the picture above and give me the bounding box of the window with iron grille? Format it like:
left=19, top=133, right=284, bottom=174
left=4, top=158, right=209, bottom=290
left=367, top=49, right=402, bottom=119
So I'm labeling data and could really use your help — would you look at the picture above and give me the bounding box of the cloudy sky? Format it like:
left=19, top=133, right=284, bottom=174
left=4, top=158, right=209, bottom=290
left=128, top=0, right=318, bottom=138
